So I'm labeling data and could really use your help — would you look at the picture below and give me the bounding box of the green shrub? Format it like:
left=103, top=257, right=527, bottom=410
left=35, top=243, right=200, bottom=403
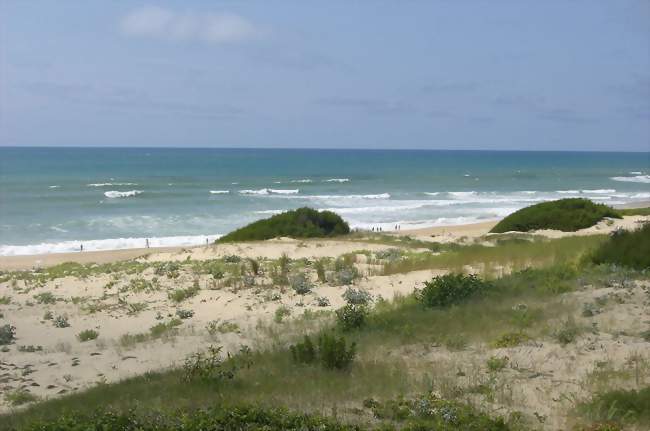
left=314, top=258, right=327, bottom=282
left=168, top=283, right=200, bottom=303
left=289, top=333, right=355, bottom=370
left=342, top=287, right=372, bottom=305
left=486, top=356, right=509, bottom=372
left=554, top=318, right=581, bottom=345
left=0, top=324, right=16, bottom=345
left=77, top=329, right=99, bottom=342
left=492, top=332, right=529, bottom=348
left=336, top=304, right=368, bottom=331
left=33, top=292, right=56, bottom=304
left=175, top=309, right=194, bottom=319
left=182, top=345, right=236, bottom=383
left=53, top=315, right=70, bottom=328
left=290, top=335, right=317, bottom=364
left=149, top=319, right=182, bottom=339
left=274, top=305, right=292, bottom=323
left=591, top=223, right=650, bottom=270
left=0, top=295, right=11, bottom=305
left=318, top=332, right=356, bottom=370
left=417, top=273, right=493, bottom=307
left=219, top=207, right=350, bottom=242
left=491, top=198, right=620, bottom=233
left=290, top=272, right=313, bottom=296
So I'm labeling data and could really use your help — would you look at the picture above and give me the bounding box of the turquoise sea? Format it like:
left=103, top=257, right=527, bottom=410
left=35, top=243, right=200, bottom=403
left=1, top=147, right=648, bottom=255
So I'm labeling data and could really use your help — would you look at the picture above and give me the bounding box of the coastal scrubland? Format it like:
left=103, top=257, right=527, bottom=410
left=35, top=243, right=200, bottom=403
left=490, top=198, right=621, bottom=233
left=0, top=205, right=648, bottom=430
left=218, top=207, right=350, bottom=242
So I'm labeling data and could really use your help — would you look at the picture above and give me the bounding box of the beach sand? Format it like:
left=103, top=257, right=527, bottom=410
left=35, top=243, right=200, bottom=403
left=1, top=214, right=648, bottom=427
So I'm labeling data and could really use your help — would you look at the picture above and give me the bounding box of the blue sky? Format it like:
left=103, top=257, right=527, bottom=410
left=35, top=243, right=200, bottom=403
left=1, top=1, right=648, bottom=151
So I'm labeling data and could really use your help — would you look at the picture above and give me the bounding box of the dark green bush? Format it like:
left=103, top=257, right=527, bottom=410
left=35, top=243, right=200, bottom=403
left=289, top=333, right=356, bottom=370
left=417, top=274, right=493, bottom=307
left=318, top=332, right=356, bottom=370
left=219, top=207, right=350, bottom=242
left=490, top=198, right=620, bottom=233
left=591, top=223, right=650, bottom=270
left=0, top=324, right=16, bottom=345
left=290, top=335, right=317, bottom=364
left=336, top=304, right=368, bottom=331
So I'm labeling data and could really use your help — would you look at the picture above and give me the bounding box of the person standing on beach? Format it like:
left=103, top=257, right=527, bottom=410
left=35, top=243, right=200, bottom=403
left=80, top=244, right=83, bottom=252
left=146, top=238, right=149, bottom=248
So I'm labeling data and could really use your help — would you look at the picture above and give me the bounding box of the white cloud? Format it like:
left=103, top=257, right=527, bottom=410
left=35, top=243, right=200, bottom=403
left=120, top=6, right=259, bottom=44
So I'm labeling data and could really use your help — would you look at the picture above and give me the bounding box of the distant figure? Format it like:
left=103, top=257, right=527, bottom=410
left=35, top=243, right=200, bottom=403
left=206, top=238, right=209, bottom=246
left=80, top=244, right=83, bottom=252
left=379, top=226, right=382, bottom=232
left=145, top=238, right=150, bottom=248
left=372, top=227, right=374, bottom=232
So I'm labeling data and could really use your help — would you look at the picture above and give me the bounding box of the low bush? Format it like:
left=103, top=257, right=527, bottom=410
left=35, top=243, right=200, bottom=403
left=219, top=207, right=350, bottom=242
left=77, top=329, right=99, bottom=342
left=168, top=283, right=200, bottom=303
left=490, top=198, right=620, bottom=233
left=290, top=272, right=313, bottom=296
left=4, top=389, right=38, bottom=406
left=336, top=304, right=368, bottom=331
left=182, top=345, right=237, bottom=383
left=492, top=332, right=529, bottom=348
left=33, top=292, right=56, bottom=304
left=342, top=287, right=372, bottom=305
left=274, top=305, right=292, bottom=323
left=318, top=332, right=356, bottom=370
left=290, top=333, right=356, bottom=371
left=290, top=335, right=317, bottom=364
left=0, top=324, right=16, bottom=345
left=591, top=223, right=650, bottom=270
left=175, top=309, right=194, bottom=319
left=486, top=356, right=509, bottom=372
left=417, top=273, right=493, bottom=307
left=53, top=315, right=70, bottom=328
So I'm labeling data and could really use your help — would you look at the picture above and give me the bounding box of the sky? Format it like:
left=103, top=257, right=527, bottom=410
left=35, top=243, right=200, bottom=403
left=0, top=1, right=648, bottom=151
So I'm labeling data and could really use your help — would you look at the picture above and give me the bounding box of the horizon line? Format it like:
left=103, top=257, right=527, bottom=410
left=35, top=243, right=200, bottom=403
left=1, top=145, right=648, bottom=154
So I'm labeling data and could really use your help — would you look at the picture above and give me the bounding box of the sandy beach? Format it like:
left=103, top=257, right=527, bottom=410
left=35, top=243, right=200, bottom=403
left=1, top=213, right=649, bottom=428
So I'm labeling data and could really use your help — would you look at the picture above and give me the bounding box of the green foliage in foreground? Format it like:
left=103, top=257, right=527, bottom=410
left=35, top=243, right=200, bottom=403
left=578, top=387, right=650, bottom=427
left=13, top=400, right=512, bottom=431
left=219, top=207, right=350, bottom=242
left=591, top=223, right=650, bottom=270
left=618, top=206, right=650, bottom=216
left=490, top=198, right=620, bottom=233
left=417, top=273, right=493, bottom=307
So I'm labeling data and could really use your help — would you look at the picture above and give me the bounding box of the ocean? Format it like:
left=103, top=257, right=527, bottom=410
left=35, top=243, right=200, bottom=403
left=0, top=147, right=648, bottom=256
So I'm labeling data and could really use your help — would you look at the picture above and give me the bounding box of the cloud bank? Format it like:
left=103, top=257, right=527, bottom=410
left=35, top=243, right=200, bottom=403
left=120, top=6, right=259, bottom=44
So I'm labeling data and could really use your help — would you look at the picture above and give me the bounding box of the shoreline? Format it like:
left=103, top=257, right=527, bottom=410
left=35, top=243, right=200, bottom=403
left=1, top=200, right=648, bottom=271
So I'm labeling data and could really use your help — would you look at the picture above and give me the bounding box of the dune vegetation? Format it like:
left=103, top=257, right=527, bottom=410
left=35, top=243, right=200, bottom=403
left=490, top=198, right=620, bottom=233
left=218, top=207, right=350, bottom=242
left=591, top=222, right=650, bottom=270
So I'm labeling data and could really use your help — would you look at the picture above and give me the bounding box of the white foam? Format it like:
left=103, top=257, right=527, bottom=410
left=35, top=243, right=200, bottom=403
left=629, top=172, right=643, bottom=175
left=290, top=179, right=312, bottom=183
left=88, top=183, right=138, bottom=187
left=239, top=188, right=300, bottom=195
left=323, top=178, right=350, bottom=183
left=424, top=192, right=440, bottom=196
left=611, top=175, right=650, bottom=184
left=209, top=190, right=230, bottom=194
left=48, top=185, right=60, bottom=189
left=582, top=189, right=616, bottom=194
left=0, top=234, right=222, bottom=256
left=104, top=190, right=142, bottom=198
left=557, top=190, right=580, bottom=194
left=449, top=191, right=477, bottom=198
